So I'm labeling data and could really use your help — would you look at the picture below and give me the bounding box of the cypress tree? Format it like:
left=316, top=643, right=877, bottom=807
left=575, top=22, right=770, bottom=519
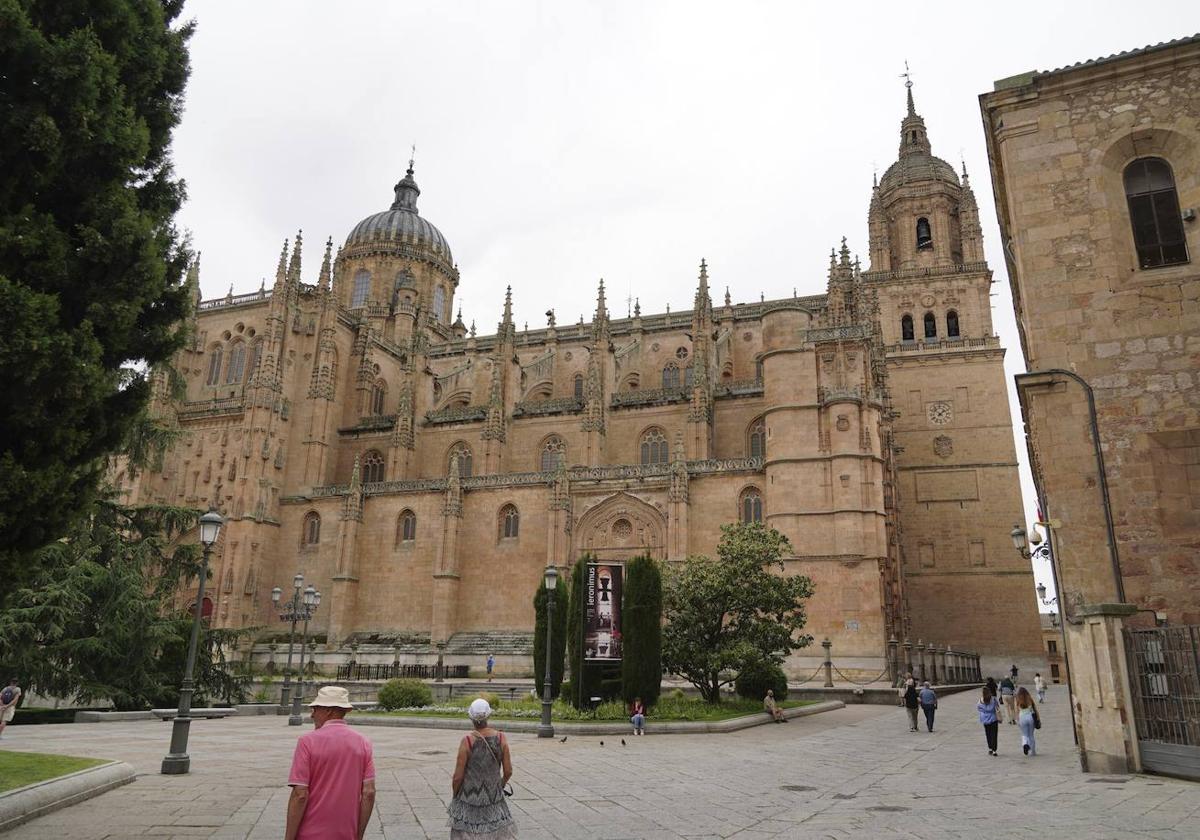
left=531, top=574, right=567, bottom=699
left=565, top=557, right=587, bottom=708
left=621, top=554, right=663, bottom=706
left=0, top=1, right=194, bottom=579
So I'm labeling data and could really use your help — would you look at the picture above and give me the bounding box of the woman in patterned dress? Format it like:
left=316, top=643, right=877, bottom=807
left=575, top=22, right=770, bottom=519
left=448, top=699, right=517, bottom=839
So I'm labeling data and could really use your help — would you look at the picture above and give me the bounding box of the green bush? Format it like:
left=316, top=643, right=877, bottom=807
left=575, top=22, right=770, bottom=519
left=377, top=678, right=432, bottom=710
left=735, top=660, right=788, bottom=702
left=475, top=692, right=501, bottom=708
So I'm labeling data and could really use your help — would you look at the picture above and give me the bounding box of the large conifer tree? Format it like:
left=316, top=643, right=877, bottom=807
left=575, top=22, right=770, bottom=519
left=0, top=1, right=193, bottom=576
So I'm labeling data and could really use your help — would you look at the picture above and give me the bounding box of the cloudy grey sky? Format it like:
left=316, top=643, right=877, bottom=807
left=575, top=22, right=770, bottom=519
left=172, top=0, right=1193, bottom=604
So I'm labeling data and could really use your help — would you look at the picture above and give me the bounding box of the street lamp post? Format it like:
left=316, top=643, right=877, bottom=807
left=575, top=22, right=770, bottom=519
left=537, top=565, right=558, bottom=739
left=271, top=574, right=305, bottom=710
left=161, top=509, right=224, bottom=775
left=289, top=587, right=321, bottom=725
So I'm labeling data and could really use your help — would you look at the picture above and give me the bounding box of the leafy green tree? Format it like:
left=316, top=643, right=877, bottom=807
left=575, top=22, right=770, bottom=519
left=621, top=555, right=663, bottom=707
left=0, top=498, right=249, bottom=710
left=532, top=573, right=568, bottom=700
left=0, top=0, right=194, bottom=578
left=662, top=522, right=815, bottom=703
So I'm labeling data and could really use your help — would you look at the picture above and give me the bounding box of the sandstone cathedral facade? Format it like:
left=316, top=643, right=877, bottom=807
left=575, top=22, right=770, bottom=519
left=122, top=90, right=1043, bottom=674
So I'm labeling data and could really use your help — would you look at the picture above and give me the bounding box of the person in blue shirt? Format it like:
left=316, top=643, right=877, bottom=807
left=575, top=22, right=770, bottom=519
left=978, top=686, right=1002, bottom=756
left=918, top=681, right=938, bottom=732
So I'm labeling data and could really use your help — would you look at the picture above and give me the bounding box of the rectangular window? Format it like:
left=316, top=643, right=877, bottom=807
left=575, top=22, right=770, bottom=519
left=1047, top=640, right=1057, bottom=654
left=1050, top=664, right=1060, bottom=680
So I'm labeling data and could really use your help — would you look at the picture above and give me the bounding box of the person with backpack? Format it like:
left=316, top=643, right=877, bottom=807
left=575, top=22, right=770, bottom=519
left=999, top=676, right=1017, bottom=724
left=903, top=678, right=919, bottom=732
left=0, top=679, right=21, bottom=738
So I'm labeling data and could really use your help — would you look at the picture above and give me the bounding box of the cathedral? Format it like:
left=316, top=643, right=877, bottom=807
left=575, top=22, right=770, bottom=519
left=124, top=88, right=1044, bottom=676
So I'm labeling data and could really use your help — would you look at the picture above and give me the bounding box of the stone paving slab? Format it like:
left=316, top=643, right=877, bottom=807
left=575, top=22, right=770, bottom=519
left=0, top=687, right=1197, bottom=839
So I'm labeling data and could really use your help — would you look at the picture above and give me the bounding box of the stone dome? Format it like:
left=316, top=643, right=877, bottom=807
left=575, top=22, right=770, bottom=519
left=344, top=167, right=454, bottom=265
left=878, top=153, right=960, bottom=193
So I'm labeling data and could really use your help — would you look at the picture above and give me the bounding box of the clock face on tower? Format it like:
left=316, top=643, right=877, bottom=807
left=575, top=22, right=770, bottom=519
left=927, top=401, right=953, bottom=426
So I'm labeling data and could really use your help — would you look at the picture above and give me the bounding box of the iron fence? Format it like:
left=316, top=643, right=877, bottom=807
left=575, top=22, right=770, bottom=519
left=1125, top=626, right=1200, bottom=747
left=335, top=663, right=469, bottom=681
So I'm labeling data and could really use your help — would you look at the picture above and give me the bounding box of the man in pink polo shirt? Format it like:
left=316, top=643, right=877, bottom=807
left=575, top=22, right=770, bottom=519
left=285, top=686, right=376, bottom=840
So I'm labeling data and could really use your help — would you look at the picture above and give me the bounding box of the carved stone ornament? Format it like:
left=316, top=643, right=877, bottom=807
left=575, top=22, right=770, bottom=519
left=920, top=293, right=936, bottom=308
left=934, top=434, right=953, bottom=458
left=836, top=414, right=851, bottom=432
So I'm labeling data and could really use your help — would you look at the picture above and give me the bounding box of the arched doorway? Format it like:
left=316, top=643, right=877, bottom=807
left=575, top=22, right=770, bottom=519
left=573, top=492, right=667, bottom=562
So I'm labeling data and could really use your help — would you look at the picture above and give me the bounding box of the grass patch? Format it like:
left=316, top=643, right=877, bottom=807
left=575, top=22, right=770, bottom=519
left=366, top=694, right=812, bottom=723
left=0, top=751, right=107, bottom=793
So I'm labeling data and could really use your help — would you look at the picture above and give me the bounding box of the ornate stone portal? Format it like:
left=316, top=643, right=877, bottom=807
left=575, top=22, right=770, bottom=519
left=574, top=492, right=666, bottom=561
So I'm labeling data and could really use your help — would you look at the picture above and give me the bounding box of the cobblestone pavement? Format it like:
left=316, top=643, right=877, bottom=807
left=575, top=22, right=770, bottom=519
left=4, top=686, right=1198, bottom=839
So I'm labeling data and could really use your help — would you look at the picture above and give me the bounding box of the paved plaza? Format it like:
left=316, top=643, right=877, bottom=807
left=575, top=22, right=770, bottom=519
left=3, top=687, right=1198, bottom=839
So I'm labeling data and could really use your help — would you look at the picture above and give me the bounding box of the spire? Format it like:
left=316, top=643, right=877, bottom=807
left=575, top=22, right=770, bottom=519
left=390, top=161, right=421, bottom=213
left=839, top=237, right=852, bottom=267
left=287, top=230, right=303, bottom=284
left=186, top=253, right=202, bottom=307
left=898, top=73, right=932, bottom=159
left=317, top=236, right=333, bottom=291
left=724, top=286, right=731, bottom=307
left=906, top=81, right=916, bottom=117
left=633, top=298, right=641, bottom=317
left=595, top=278, right=607, bottom=322
left=273, top=238, right=289, bottom=289
left=502, top=286, right=513, bottom=325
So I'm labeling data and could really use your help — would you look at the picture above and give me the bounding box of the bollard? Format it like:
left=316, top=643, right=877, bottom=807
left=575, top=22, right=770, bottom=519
left=916, top=640, right=927, bottom=684
left=822, top=638, right=834, bottom=688
left=887, top=636, right=899, bottom=685
left=902, top=639, right=913, bottom=679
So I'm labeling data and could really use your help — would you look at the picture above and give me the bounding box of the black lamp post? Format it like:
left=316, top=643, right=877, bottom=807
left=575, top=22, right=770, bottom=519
left=271, top=573, right=305, bottom=710
left=161, top=508, right=223, bottom=775
left=289, top=586, right=321, bottom=725
left=537, top=565, right=558, bottom=739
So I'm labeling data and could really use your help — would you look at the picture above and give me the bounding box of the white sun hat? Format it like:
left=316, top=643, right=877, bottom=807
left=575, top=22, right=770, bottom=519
left=468, top=698, right=492, bottom=722
left=308, top=685, right=354, bottom=709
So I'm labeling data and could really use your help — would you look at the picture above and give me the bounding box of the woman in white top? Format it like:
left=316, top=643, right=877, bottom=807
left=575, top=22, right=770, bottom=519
left=1033, top=673, right=1046, bottom=703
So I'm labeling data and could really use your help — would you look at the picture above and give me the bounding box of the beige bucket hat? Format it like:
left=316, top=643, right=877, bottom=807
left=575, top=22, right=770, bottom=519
left=308, top=685, right=354, bottom=709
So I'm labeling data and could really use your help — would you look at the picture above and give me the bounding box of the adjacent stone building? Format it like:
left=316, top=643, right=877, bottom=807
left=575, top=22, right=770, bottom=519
left=121, top=89, right=1043, bottom=676
left=981, top=35, right=1200, bottom=776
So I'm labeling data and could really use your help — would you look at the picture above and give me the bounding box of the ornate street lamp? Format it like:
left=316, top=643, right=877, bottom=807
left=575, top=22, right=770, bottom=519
left=161, top=508, right=223, bottom=775
left=289, top=586, right=321, bottom=725
left=537, top=565, right=558, bottom=738
left=271, top=573, right=305, bottom=710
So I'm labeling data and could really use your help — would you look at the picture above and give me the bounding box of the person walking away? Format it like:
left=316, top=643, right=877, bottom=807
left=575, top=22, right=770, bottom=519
left=1011, top=663, right=1019, bottom=681
left=985, top=677, right=1002, bottom=723
left=918, top=681, right=938, bottom=732
left=1034, top=672, right=1046, bottom=703
left=0, top=679, right=21, bottom=738
left=449, top=698, right=518, bottom=839
left=764, top=689, right=786, bottom=723
left=285, top=686, right=376, bottom=840
left=903, top=678, right=919, bottom=732
left=630, top=697, right=646, bottom=735
left=978, top=686, right=1002, bottom=756
left=1000, top=676, right=1017, bottom=724
left=486, top=653, right=495, bottom=682
left=1015, top=687, right=1040, bottom=756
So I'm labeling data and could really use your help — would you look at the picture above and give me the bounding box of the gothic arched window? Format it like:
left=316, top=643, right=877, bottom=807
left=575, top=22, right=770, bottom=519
left=901, top=314, right=915, bottom=342
left=247, top=339, right=263, bottom=380
left=748, top=418, right=766, bottom=459
left=946, top=310, right=960, bottom=338
left=449, top=442, right=473, bottom=477
left=684, top=366, right=695, bottom=387
left=662, top=363, right=680, bottom=389
left=361, top=449, right=385, bottom=483
left=370, top=379, right=387, bottom=416
left=540, top=436, right=565, bottom=471
left=499, top=504, right=520, bottom=539
left=433, top=285, right=446, bottom=322
left=640, top=427, right=669, bottom=465
left=302, top=511, right=321, bottom=546
left=206, top=345, right=223, bottom=386
left=1124, top=157, right=1188, bottom=269
left=397, top=509, right=416, bottom=545
left=224, top=342, right=246, bottom=384
left=739, top=488, right=763, bottom=524
left=923, top=311, right=937, bottom=339
left=573, top=373, right=584, bottom=400
left=351, top=269, right=371, bottom=309
left=916, top=217, right=933, bottom=250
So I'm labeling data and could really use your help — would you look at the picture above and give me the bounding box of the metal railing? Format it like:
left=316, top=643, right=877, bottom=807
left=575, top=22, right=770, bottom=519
left=335, top=663, right=470, bottom=681
left=1125, top=626, right=1200, bottom=747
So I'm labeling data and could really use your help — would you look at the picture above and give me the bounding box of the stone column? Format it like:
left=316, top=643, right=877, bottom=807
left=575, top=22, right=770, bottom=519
left=887, top=636, right=899, bottom=685
left=938, top=646, right=949, bottom=685
left=902, top=639, right=913, bottom=679
left=1068, top=603, right=1142, bottom=774
left=928, top=644, right=939, bottom=685
left=916, top=640, right=927, bottom=683
left=822, top=638, right=834, bottom=688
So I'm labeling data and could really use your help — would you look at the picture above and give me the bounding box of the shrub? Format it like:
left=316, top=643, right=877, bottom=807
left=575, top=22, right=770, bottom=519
left=669, top=687, right=685, bottom=702
left=735, top=660, right=788, bottom=702
left=377, top=678, right=433, bottom=710
left=476, top=692, right=501, bottom=708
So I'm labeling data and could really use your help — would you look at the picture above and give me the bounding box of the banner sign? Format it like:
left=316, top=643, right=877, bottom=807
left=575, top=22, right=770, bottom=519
left=584, top=562, right=623, bottom=661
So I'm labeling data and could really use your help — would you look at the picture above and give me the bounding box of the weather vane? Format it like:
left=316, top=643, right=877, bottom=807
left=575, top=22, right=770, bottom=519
left=409, top=143, right=416, bottom=171
left=900, top=60, right=912, bottom=88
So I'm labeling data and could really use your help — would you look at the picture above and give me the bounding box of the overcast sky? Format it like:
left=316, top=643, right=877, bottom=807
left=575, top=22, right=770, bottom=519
left=172, top=0, right=1194, bottom=606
